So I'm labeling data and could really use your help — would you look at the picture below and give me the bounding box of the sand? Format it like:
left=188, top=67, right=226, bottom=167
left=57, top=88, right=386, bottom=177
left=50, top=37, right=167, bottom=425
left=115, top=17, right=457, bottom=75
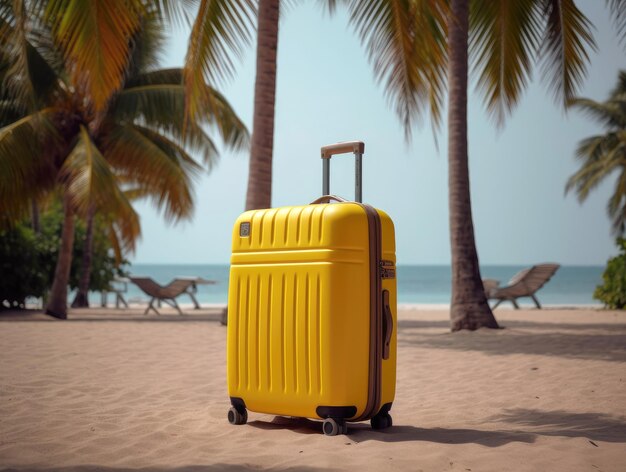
left=1, top=306, right=625, bottom=472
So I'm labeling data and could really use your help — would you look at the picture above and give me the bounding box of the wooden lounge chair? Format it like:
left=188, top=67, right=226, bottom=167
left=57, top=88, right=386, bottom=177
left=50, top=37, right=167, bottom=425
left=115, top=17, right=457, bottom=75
left=483, top=263, right=560, bottom=309
left=172, top=276, right=216, bottom=309
left=129, top=277, right=197, bottom=315
left=100, top=276, right=129, bottom=309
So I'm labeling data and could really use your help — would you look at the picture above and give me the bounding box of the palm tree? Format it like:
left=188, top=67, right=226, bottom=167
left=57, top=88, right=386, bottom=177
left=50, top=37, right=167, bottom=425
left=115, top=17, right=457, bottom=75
left=185, top=0, right=276, bottom=210
left=446, top=0, right=497, bottom=329
left=332, top=0, right=596, bottom=330
left=70, top=16, right=249, bottom=308
left=447, top=0, right=595, bottom=329
left=1, top=1, right=248, bottom=317
left=566, top=71, right=626, bottom=235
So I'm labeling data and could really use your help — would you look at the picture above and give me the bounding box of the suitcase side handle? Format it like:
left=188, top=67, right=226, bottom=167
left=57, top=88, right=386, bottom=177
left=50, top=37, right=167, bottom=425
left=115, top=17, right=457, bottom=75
left=320, top=140, right=365, bottom=203
left=382, top=289, right=393, bottom=360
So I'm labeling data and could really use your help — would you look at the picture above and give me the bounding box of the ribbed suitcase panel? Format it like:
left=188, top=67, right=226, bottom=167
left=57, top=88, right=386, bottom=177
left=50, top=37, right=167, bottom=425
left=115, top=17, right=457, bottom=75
left=228, top=266, right=326, bottom=415
left=233, top=204, right=369, bottom=255
left=242, top=205, right=327, bottom=251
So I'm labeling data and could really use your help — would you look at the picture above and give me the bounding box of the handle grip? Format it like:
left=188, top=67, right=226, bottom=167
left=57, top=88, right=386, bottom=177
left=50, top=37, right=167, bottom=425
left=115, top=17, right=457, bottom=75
left=382, top=290, right=393, bottom=360
left=310, top=195, right=348, bottom=205
left=320, top=140, right=365, bottom=202
left=320, top=141, right=365, bottom=159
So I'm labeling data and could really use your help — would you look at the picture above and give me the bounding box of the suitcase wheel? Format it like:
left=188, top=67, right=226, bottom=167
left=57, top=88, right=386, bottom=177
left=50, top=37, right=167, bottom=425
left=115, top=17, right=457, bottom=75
left=370, top=413, right=392, bottom=430
left=322, top=418, right=347, bottom=436
left=228, top=407, right=248, bottom=425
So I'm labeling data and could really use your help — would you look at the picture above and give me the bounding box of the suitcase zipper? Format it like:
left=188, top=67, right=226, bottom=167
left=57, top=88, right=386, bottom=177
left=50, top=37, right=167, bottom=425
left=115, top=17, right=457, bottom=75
left=351, top=203, right=383, bottom=422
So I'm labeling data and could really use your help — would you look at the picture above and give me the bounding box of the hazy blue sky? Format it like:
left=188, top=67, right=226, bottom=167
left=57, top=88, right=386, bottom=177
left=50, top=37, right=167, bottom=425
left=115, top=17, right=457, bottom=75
left=131, top=2, right=626, bottom=266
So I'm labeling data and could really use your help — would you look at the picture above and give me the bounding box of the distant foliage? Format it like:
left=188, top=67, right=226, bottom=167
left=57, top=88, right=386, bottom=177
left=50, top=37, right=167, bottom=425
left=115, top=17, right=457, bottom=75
left=69, top=216, right=126, bottom=294
left=0, top=225, right=49, bottom=309
left=0, top=204, right=127, bottom=309
left=594, top=238, right=626, bottom=309
left=566, top=71, right=626, bottom=235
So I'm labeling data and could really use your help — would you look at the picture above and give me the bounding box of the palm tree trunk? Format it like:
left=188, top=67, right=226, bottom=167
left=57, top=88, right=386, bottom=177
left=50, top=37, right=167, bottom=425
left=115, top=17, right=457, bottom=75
left=245, top=0, right=279, bottom=211
left=45, top=192, right=75, bottom=319
left=447, top=0, right=499, bottom=331
left=71, top=204, right=95, bottom=308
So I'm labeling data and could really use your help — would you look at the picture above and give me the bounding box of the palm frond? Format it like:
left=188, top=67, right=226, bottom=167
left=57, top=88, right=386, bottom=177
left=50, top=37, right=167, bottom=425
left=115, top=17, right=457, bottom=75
left=318, top=0, right=348, bottom=15
left=415, top=0, right=449, bottom=136
left=0, top=0, right=12, bottom=23
left=344, top=0, right=448, bottom=138
left=0, top=8, right=65, bottom=115
left=44, top=0, right=144, bottom=111
left=58, top=125, right=141, bottom=253
left=540, top=0, right=596, bottom=106
left=105, top=220, right=124, bottom=264
left=574, top=134, right=620, bottom=162
left=606, top=0, right=626, bottom=47
left=199, top=86, right=249, bottom=151
left=23, top=13, right=66, bottom=78
left=568, top=97, right=626, bottom=129
left=126, top=12, right=168, bottom=79
left=470, top=0, right=543, bottom=125
left=23, top=33, right=64, bottom=103
left=112, top=80, right=248, bottom=154
left=103, top=124, right=201, bottom=222
left=1, top=1, right=38, bottom=112
left=566, top=134, right=626, bottom=201
left=180, top=123, right=220, bottom=169
left=126, top=68, right=183, bottom=88
left=608, top=167, right=626, bottom=234
left=608, top=166, right=626, bottom=215
left=113, top=83, right=186, bottom=127
left=61, top=125, right=125, bottom=215
left=0, top=98, right=25, bottom=126
left=0, top=110, right=58, bottom=225
left=154, top=0, right=199, bottom=29
left=0, top=111, right=56, bottom=195
left=122, top=186, right=155, bottom=202
left=184, top=0, right=255, bottom=118
left=610, top=69, right=626, bottom=98
left=98, top=198, right=141, bottom=257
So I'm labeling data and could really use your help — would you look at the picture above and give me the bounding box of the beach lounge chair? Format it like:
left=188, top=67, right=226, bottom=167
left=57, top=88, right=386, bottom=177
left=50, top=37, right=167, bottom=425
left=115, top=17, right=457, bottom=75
left=129, top=277, right=209, bottom=315
left=172, top=276, right=216, bottom=309
left=483, top=263, right=560, bottom=309
left=100, top=276, right=129, bottom=309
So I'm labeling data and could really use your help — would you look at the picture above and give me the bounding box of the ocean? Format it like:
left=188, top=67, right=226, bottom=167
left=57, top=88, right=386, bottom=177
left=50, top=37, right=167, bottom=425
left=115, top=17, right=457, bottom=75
left=106, top=264, right=604, bottom=307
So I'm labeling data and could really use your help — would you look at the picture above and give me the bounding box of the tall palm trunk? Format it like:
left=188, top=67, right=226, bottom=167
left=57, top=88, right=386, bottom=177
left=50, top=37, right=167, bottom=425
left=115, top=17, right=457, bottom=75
left=45, top=192, right=75, bottom=319
left=447, top=0, right=498, bottom=331
left=71, top=204, right=95, bottom=308
left=245, top=0, right=279, bottom=211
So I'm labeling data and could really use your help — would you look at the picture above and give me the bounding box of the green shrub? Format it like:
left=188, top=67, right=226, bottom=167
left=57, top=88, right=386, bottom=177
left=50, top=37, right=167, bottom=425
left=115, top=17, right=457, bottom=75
left=594, top=238, right=626, bottom=309
left=0, top=225, right=50, bottom=308
left=0, top=203, right=127, bottom=309
left=69, top=216, right=128, bottom=292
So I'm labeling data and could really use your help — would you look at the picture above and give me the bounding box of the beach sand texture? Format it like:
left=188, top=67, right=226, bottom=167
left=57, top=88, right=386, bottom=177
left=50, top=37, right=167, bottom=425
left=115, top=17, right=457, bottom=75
left=1, top=307, right=625, bottom=472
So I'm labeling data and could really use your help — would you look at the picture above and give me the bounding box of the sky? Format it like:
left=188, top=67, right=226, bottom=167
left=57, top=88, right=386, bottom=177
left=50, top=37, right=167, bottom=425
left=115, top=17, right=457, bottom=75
left=131, top=2, right=626, bottom=266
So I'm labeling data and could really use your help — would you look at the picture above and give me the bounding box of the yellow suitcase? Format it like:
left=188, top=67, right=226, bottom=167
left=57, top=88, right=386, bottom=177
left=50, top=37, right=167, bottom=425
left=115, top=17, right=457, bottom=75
left=226, top=141, right=397, bottom=435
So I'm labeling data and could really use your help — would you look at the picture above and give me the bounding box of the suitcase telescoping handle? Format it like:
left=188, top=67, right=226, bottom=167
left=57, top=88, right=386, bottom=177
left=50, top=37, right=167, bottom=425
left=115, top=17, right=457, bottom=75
left=320, top=141, right=365, bottom=203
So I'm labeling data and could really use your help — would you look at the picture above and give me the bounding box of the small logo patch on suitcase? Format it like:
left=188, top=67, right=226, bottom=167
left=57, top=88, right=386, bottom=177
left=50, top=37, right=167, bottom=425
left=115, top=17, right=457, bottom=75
left=240, top=222, right=251, bottom=237
left=381, top=260, right=396, bottom=279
